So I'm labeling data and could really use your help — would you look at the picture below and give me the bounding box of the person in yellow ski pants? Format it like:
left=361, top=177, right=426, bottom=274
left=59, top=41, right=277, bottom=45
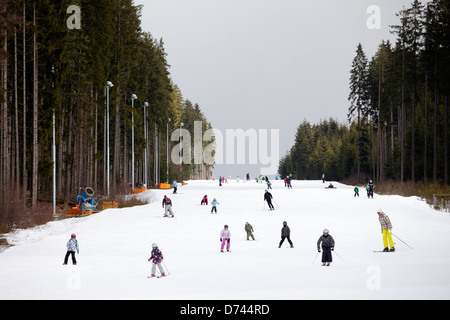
left=377, top=209, right=395, bottom=252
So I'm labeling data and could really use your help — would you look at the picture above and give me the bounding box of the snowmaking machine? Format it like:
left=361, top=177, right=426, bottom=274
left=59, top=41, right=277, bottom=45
left=66, top=187, right=98, bottom=217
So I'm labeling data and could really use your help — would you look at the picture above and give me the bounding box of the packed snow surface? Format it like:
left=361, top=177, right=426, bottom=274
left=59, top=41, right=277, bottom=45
left=1, top=179, right=450, bottom=300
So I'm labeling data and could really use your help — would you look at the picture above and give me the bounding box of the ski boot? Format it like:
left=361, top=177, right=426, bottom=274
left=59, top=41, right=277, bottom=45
left=389, top=247, right=395, bottom=252
left=383, top=247, right=389, bottom=252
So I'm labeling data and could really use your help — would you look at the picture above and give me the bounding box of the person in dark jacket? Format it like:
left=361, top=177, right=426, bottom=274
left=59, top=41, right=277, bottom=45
left=148, top=243, right=165, bottom=277
left=264, top=190, right=275, bottom=210
left=278, top=221, right=293, bottom=248
left=317, top=229, right=335, bottom=266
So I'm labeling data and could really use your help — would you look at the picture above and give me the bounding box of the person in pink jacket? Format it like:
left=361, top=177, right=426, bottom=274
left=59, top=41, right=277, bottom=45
left=220, top=225, right=231, bottom=252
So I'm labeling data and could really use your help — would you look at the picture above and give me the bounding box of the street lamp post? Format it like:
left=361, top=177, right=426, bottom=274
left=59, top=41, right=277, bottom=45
left=105, top=81, right=114, bottom=197
left=143, top=102, right=149, bottom=188
left=131, top=94, right=137, bottom=191
left=180, top=122, right=184, bottom=174
left=167, top=118, right=171, bottom=183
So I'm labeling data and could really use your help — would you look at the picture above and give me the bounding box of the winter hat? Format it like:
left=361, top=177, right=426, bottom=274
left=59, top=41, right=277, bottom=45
left=152, top=243, right=158, bottom=248
left=377, top=208, right=383, bottom=214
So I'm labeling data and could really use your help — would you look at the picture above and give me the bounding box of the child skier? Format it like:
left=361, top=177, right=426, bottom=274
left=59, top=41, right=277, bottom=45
left=162, top=195, right=174, bottom=217
left=173, top=179, right=178, bottom=194
left=245, top=222, right=255, bottom=240
left=201, top=195, right=208, bottom=205
left=211, top=198, right=219, bottom=213
left=148, top=243, right=166, bottom=277
left=317, top=229, right=335, bottom=266
left=354, top=186, right=359, bottom=197
left=377, top=209, right=395, bottom=252
left=367, top=180, right=374, bottom=198
left=220, top=225, right=231, bottom=252
left=63, top=233, right=79, bottom=265
left=278, top=221, right=293, bottom=248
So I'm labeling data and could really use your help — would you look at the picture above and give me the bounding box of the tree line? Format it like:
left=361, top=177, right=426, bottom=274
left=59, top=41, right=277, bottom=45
left=279, top=0, right=449, bottom=185
left=0, top=0, right=214, bottom=226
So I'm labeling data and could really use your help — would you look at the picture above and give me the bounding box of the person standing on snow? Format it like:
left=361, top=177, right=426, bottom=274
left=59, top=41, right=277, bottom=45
left=148, top=243, right=166, bottom=277
left=354, top=186, right=359, bottom=197
left=286, top=176, right=292, bottom=189
left=245, top=222, right=255, bottom=240
left=201, top=195, right=208, bottom=205
left=317, top=229, right=335, bottom=266
left=162, top=195, right=174, bottom=217
left=264, top=190, right=275, bottom=210
left=173, top=179, right=178, bottom=194
left=367, top=180, right=374, bottom=198
left=63, top=233, right=79, bottom=265
left=220, top=225, right=231, bottom=252
left=279, top=221, right=293, bottom=248
left=377, top=209, right=395, bottom=252
left=211, top=198, right=219, bottom=214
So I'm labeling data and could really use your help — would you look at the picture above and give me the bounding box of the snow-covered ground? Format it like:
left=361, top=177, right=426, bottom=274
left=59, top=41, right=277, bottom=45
left=1, top=179, right=450, bottom=300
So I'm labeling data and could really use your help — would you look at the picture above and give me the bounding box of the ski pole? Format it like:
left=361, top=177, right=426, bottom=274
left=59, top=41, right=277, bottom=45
left=162, top=261, right=171, bottom=275
left=312, top=251, right=320, bottom=265
left=392, top=233, right=412, bottom=249
left=333, top=250, right=344, bottom=261
left=273, top=199, right=281, bottom=209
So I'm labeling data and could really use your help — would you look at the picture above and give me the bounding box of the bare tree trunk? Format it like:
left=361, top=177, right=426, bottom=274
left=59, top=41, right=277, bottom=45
left=22, top=0, right=27, bottom=201
left=31, top=3, right=38, bottom=208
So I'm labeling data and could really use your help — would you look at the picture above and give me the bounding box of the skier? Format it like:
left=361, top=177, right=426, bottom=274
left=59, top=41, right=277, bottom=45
left=322, top=173, right=325, bottom=183
left=317, top=229, right=335, bottom=266
left=148, top=243, right=166, bottom=277
left=63, top=233, right=79, bottom=265
left=201, top=195, right=208, bottom=205
left=266, top=180, right=272, bottom=189
left=278, top=221, right=293, bottom=248
left=219, top=176, right=222, bottom=187
left=245, top=222, right=255, bottom=240
left=286, top=176, right=292, bottom=189
left=162, top=195, right=174, bottom=217
left=367, top=180, right=374, bottom=198
left=354, top=186, right=359, bottom=197
left=211, top=198, right=219, bottom=214
left=264, top=190, right=275, bottom=210
left=377, top=209, right=395, bottom=252
left=220, top=225, right=231, bottom=252
left=173, top=179, right=178, bottom=194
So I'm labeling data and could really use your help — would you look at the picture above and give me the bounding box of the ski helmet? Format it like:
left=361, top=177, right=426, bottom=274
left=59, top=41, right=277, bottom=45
left=152, top=243, right=158, bottom=248
left=323, top=229, right=329, bottom=234
left=71, top=233, right=76, bottom=237
left=224, top=225, right=228, bottom=228
left=377, top=208, right=383, bottom=214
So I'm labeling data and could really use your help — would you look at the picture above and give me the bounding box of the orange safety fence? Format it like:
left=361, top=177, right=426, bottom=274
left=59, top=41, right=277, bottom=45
left=101, top=201, right=119, bottom=210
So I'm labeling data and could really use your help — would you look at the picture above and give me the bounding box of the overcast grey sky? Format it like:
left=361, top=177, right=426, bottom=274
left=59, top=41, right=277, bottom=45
left=134, top=0, right=420, bottom=179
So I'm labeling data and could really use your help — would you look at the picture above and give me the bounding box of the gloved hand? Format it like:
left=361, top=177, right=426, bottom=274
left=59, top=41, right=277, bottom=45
left=331, top=247, right=334, bottom=251
left=318, top=249, right=321, bottom=253
left=220, top=238, right=222, bottom=242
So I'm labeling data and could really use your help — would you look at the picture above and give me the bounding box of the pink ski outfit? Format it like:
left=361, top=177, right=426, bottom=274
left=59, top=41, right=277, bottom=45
left=220, top=227, right=231, bottom=251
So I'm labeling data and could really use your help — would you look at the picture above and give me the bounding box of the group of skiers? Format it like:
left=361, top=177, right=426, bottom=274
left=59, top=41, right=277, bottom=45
left=62, top=177, right=396, bottom=274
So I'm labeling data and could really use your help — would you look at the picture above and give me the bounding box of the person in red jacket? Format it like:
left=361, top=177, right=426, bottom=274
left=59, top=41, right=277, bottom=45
left=162, top=195, right=174, bottom=217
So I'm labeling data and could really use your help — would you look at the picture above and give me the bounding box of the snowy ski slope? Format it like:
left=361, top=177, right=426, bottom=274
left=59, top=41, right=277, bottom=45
left=1, top=179, right=450, bottom=300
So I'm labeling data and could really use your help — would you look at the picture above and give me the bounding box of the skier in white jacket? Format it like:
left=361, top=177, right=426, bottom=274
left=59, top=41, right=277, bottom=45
left=63, top=233, right=79, bottom=265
